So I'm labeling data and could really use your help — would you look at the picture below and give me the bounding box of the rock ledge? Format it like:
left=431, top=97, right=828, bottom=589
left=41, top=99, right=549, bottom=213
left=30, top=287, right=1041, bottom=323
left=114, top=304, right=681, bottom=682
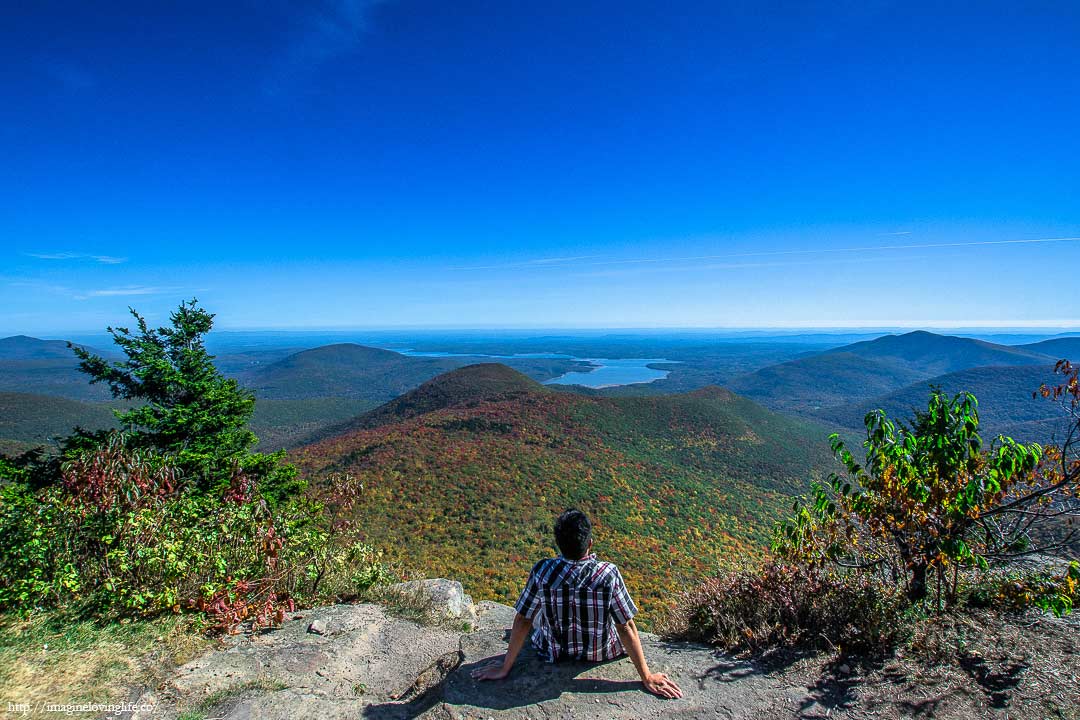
left=131, top=584, right=813, bottom=720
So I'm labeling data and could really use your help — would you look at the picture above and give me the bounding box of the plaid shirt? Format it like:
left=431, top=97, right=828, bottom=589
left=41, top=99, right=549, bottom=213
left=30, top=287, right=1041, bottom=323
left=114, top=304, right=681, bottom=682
left=514, top=554, right=638, bottom=663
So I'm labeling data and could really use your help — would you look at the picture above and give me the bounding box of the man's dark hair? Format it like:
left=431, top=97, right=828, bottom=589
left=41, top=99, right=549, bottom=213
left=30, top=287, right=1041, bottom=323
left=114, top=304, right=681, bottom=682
left=554, top=509, right=592, bottom=559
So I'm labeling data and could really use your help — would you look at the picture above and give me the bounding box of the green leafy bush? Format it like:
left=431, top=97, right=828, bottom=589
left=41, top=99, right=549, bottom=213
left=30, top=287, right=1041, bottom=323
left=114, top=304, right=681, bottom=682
left=0, top=434, right=395, bottom=631
left=0, top=482, right=81, bottom=609
left=966, top=562, right=1080, bottom=616
left=671, top=376, right=1079, bottom=659
left=774, top=387, right=1078, bottom=611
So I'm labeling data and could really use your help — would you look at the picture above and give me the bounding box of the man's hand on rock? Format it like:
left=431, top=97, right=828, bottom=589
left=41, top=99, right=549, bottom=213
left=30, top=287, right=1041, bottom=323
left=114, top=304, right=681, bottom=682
left=471, top=659, right=511, bottom=681
left=642, top=672, right=683, bottom=699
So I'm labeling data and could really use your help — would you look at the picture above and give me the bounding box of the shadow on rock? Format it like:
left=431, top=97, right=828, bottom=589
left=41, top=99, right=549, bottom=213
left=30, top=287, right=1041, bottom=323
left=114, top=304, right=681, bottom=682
left=958, top=652, right=1026, bottom=709
left=795, top=655, right=890, bottom=718
left=363, top=637, right=639, bottom=718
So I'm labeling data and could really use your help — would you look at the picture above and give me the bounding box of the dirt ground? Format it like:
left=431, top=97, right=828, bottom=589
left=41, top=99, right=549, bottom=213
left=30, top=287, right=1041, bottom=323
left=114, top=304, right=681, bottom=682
left=740, top=608, right=1079, bottom=719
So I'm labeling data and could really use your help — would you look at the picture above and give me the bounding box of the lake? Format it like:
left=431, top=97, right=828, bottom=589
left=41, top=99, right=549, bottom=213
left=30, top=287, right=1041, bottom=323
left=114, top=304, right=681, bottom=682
left=542, top=358, right=675, bottom=388
left=390, top=349, right=675, bottom=388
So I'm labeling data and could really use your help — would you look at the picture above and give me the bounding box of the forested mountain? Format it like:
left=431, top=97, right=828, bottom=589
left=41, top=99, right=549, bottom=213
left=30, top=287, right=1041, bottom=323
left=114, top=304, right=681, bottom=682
left=837, top=330, right=1053, bottom=374
left=0, top=392, right=118, bottom=455
left=309, top=363, right=544, bottom=440
left=1017, top=336, right=1080, bottom=359
left=725, top=331, right=1056, bottom=419
left=818, top=364, right=1068, bottom=442
left=3, top=330, right=1076, bottom=455
left=725, top=351, right=923, bottom=414
left=0, top=336, right=112, bottom=401
left=294, top=364, right=835, bottom=620
left=236, top=343, right=590, bottom=401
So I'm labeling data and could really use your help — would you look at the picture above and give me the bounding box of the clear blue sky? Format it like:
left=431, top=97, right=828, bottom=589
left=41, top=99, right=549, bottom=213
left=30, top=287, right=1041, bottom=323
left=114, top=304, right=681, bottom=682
left=2, top=1, right=1079, bottom=334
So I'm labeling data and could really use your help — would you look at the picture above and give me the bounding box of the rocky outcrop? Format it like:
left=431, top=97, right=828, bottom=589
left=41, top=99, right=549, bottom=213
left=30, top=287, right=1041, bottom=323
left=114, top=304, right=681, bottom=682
left=386, top=578, right=478, bottom=622
left=129, top=583, right=847, bottom=720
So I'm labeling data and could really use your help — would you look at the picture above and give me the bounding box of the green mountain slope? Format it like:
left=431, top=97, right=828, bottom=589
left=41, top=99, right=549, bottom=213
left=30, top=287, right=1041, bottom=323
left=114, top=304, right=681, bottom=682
left=0, top=335, right=85, bottom=360
left=249, top=397, right=379, bottom=450
left=0, top=336, right=113, bottom=402
left=0, top=393, right=118, bottom=449
left=1017, top=337, right=1080, bottom=360
left=725, top=352, right=921, bottom=414
left=725, top=331, right=1054, bottom=417
left=0, top=391, right=377, bottom=457
left=817, top=364, right=1070, bottom=442
left=294, top=364, right=835, bottom=622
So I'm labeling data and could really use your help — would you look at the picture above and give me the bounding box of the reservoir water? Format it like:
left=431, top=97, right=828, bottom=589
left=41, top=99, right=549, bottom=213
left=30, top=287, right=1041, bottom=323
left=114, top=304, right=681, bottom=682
left=390, top=349, right=675, bottom=388
left=542, top=358, right=674, bottom=388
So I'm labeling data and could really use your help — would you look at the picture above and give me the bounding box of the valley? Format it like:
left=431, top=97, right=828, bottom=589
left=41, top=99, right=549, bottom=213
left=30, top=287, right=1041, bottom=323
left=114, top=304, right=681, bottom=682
left=293, top=364, right=835, bottom=619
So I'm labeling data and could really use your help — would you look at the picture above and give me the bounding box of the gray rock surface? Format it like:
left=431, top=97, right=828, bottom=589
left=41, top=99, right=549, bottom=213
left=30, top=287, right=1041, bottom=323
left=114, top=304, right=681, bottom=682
left=132, top=597, right=810, bottom=720
left=136, top=603, right=464, bottom=720
left=410, top=628, right=794, bottom=720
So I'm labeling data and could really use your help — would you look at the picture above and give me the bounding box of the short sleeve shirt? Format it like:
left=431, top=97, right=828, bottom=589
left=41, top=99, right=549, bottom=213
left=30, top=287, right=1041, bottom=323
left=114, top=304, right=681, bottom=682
left=514, top=554, right=638, bottom=662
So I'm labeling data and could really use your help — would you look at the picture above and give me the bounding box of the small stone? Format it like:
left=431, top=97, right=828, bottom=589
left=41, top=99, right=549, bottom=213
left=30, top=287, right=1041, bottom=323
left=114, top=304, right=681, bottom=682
left=838, top=663, right=851, bottom=675
left=308, top=619, right=328, bottom=635
left=386, top=578, right=476, bottom=619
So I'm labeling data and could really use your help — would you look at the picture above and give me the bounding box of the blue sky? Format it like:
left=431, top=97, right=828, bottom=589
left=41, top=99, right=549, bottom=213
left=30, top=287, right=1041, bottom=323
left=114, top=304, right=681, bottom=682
left=2, top=1, right=1079, bottom=333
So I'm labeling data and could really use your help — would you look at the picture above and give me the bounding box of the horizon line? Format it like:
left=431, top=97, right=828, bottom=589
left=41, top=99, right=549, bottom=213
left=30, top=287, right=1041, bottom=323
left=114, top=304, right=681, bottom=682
left=25, top=323, right=1080, bottom=338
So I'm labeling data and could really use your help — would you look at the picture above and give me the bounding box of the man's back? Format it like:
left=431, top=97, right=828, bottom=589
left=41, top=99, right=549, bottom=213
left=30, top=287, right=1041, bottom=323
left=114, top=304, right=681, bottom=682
left=515, top=553, right=638, bottom=662
left=474, top=509, right=682, bottom=699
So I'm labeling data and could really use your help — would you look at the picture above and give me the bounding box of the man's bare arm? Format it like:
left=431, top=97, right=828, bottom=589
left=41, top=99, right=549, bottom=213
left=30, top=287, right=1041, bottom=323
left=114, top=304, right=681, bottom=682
left=615, top=618, right=683, bottom=699
left=471, top=611, right=533, bottom=681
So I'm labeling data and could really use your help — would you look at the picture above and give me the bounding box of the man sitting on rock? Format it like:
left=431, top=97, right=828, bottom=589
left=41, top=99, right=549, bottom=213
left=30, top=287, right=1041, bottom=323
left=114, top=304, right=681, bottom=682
left=472, top=508, right=683, bottom=699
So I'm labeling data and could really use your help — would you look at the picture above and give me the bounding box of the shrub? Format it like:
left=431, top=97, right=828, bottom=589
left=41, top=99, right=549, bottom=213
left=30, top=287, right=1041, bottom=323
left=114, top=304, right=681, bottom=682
left=965, top=561, right=1080, bottom=616
left=0, top=302, right=394, bottom=631
left=0, top=434, right=395, bottom=632
left=663, top=562, right=909, bottom=656
left=774, top=387, right=1078, bottom=611
left=672, top=374, right=1080, bottom=660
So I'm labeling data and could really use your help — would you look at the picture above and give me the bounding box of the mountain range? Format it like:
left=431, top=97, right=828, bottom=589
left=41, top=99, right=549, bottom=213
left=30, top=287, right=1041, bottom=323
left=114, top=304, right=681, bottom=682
left=0, top=337, right=591, bottom=450
left=725, top=331, right=1075, bottom=440
left=3, top=331, right=1078, bottom=453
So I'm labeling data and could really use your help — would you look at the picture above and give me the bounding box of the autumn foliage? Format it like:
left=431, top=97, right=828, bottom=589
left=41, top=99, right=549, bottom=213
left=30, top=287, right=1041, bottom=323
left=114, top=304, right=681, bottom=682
left=296, top=382, right=836, bottom=623
left=669, top=365, right=1079, bottom=656
left=769, top=359, right=1079, bottom=614
left=0, top=302, right=396, bottom=632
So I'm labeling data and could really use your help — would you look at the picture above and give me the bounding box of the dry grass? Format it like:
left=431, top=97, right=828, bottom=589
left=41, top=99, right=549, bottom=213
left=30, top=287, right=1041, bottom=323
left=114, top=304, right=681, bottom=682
left=0, top=610, right=211, bottom=719
left=369, top=585, right=473, bottom=632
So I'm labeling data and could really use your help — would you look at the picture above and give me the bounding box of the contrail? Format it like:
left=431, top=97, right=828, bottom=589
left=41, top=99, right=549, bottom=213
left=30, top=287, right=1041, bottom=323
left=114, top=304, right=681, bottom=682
left=453, top=236, right=1080, bottom=271
left=448, top=255, right=602, bottom=271
left=573, top=253, right=940, bottom=278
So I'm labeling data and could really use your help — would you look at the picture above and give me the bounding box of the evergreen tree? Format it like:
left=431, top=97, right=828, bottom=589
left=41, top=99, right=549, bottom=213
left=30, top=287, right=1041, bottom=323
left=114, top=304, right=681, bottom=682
left=70, top=299, right=299, bottom=500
